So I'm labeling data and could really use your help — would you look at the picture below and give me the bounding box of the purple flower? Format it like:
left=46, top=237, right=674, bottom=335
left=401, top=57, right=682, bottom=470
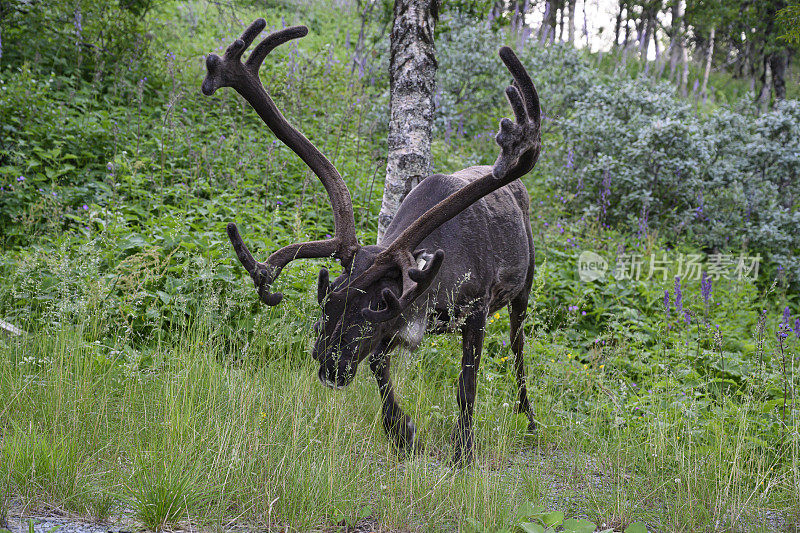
left=674, top=277, right=683, bottom=314
left=638, top=205, right=648, bottom=237
left=565, top=147, right=574, bottom=169
left=17, top=175, right=25, bottom=182
left=599, top=169, right=611, bottom=220
left=276, top=200, right=283, bottom=205
left=684, top=310, right=691, bottom=325
left=795, top=318, right=800, bottom=339
left=700, top=271, right=712, bottom=305
left=779, top=306, right=792, bottom=339
left=82, top=204, right=89, bottom=210
left=663, top=290, right=670, bottom=316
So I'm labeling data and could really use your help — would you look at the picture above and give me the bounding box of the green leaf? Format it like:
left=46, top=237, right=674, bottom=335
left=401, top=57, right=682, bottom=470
left=563, top=518, right=597, bottom=533
left=540, top=511, right=564, bottom=527
left=516, top=523, right=545, bottom=533
left=624, top=522, right=648, bottom=533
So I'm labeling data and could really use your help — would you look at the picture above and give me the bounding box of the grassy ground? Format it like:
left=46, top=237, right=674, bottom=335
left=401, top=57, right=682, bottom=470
left=1, top=281, right=797, bottom=532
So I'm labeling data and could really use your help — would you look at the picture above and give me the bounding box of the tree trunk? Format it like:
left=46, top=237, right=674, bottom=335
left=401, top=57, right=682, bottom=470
left=539, top=1, right=553, bottom=43
left=700, top=25, right=715, bottom=102
left=512, top=0, right=531, bottom=47
left=669, top=0, right=685, bottom=81
left=680, top=40, right=689, bottom=95
left=568, top=0, right=576, bottom=44
left=377, top=0, right=438, bottom=242
left=770, top=49, right=788, bottom=100
left=756, top=55, right=773, bottom=110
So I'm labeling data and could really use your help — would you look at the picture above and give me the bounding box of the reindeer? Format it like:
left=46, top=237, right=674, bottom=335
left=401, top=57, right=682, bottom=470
left=202, top=19, right=541, bottom=464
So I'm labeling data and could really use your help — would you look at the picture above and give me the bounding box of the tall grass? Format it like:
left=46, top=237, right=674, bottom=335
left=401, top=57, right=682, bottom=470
left=1, top=292, right=797, bottom=531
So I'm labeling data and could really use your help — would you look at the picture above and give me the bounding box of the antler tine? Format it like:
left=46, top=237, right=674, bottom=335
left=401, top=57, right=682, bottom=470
left=362, top=250, right=444, bottom=323
left=499, top=47, right=540, bottom=125
left=246, top=25, right=308, bottom=74
left=204, top=20, right=360, bottom=307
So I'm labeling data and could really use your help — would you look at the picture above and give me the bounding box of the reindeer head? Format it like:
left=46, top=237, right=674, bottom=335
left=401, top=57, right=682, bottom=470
left=204, top=19, right=540, bottom=389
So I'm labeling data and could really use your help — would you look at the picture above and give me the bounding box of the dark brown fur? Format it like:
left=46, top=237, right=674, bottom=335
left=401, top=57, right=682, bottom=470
left=203, top=19, right=541, bottom=464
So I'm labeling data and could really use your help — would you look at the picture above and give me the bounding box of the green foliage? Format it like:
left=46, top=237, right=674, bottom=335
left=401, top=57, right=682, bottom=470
left=555, top=78, right=800, bottom=282
left=0, top=0, right=152, bottom=79
left=778, top=4, right=800, bottom=45
left=126, top=452, right=204, bottom=530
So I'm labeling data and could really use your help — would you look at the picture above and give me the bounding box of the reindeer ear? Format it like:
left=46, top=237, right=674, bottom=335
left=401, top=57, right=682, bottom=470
left=317, top=268, right=331, bottom=305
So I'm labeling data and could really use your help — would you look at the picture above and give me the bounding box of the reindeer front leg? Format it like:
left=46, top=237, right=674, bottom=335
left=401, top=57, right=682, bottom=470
left=369, top=341, right=416, bottom=455
left=453, top=308, right=488, bottom=466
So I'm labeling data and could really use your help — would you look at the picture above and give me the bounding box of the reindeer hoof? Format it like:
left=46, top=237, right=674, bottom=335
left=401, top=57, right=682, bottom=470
left=386, top=416, right=416, bottom=456
left=450, top=428, right=474, bottom=467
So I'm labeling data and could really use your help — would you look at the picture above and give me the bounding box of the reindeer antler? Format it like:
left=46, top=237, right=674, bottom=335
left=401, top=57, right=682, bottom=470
left=360, top=47, right=541, bottom=323
left=202, top=19, right=360, bottom=306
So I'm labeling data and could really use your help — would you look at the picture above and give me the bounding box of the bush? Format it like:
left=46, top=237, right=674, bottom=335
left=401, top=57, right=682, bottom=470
left=555, top=77, right=800, bottom=283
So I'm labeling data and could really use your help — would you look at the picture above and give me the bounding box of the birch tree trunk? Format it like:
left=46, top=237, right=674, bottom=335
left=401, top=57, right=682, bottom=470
left=377, top=0, right=438, bottom=243
left=680, top=45, right=689, bottom=95
left=567, top=0, right=576, bottom=44
left=700, top=25, right=715, bottom=102
left=669, top=0, right=685, bottom=81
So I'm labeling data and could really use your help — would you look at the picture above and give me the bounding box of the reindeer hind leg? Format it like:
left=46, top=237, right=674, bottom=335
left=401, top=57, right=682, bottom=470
left=510, top=292, right=536, bottom=433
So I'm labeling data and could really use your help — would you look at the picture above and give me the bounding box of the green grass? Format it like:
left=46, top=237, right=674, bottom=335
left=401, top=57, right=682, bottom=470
left=1, top=289, right=797, bottom=531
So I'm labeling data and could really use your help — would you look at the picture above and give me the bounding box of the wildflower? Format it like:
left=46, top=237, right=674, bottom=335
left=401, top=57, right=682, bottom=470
left=599, top=364, right=604, bottom=369
left=795, top=318, right=800, bottom=339
left=565, top=146, right=574, bottom=169
left=502, top=402, right=509, bottom=409
left=700, top=271, right=712, bottom=306
left=82, top=204, right=89, bottom=210
left=663, top=289, right=670, bottom=316
left=674, top=277, right=683, bottom=314
left=684, top=310, right=691, bottom=325
left=779, top=306, right=792, bottom=339
left=17, top=175, right=25, bottom=182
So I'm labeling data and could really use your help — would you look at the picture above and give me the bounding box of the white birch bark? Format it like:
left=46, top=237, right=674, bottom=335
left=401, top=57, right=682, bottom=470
left=669, top=0, right=685, bottom=81
left=700, top=25, right=715, bottom=102
left=567, top=0, right=576, bottom=44
left=377, top=0, right=438, bottom=243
